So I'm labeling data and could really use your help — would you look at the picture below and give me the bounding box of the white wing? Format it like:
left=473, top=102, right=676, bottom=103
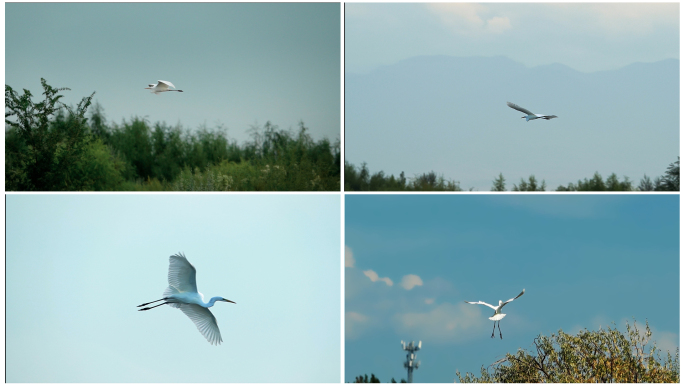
left=157, top=80, right=175, bottom=90
left=179, top=303, right=223, bottom=345
left=464, top=300, right=498, bottom=310
left=500, top=289, right=525, bottom=310
left=167, top=253, right=198, bottom=293
left=507, top=102, right=534, bottom=116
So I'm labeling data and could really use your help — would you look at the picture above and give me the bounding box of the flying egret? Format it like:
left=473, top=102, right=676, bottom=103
left=145, top=80, right=183, bottom=95
left=507, top=102, right=557, bottom=121
left=138, top=253, right=235, bottom=345
left=465, top=289, right=525, bottom=339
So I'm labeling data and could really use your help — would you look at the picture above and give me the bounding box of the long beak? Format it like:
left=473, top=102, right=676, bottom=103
left=223, top=299, right=236, bottom=304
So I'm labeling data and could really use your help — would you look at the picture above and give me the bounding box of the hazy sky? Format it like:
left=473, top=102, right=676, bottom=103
left=6, top=194, right=340, bottom=382
left=5, top=3, right=340, bottom=144
left=346, top=195, right=679, bottom=383
left=346, top=3, right=679, bottom=73
left=344, top=3, right=679, bottom=190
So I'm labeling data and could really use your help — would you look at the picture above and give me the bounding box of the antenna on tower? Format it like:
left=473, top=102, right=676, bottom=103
left=401, top=339, right=421, bottom=383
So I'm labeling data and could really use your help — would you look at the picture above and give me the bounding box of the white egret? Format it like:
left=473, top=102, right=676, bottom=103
left=465, top=289, right=525, bottom=339
left=507, top=102, right=557, bottom=121
left=138, top=253, right=235, bottom=345
left=145, top=80, right=183, bottom=95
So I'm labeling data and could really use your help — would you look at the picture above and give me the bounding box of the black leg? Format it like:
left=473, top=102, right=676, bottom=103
left=139, top=302, right=170, bottom=311
left=499, top=322, right=502, bottom=339
left=491, top=322, right=496, bottom=338
left=137, top=298, right=166, bottom=307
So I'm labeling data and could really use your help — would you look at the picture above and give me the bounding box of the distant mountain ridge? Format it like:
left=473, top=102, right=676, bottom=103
left=345, top=55, right=679, bottom=190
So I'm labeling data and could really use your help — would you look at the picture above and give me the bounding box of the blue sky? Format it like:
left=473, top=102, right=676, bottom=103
left=345, top=195, right=679, bottom=383
left=346, top=3, right=678, bottom=73
left=5, top=3, right=340, bottom=144
left=6, top=194, right=340, bottom=382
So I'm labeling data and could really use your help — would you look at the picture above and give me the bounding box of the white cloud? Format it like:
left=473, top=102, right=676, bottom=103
left=345, top=246, right=355, bottom=268
left=550, top=3, right=678, bottom=36
left=346, top=311, right=370, bottom=339
left=486, top=16, right=511, bottom=34
left=363, top=269, right=393, bottom=286
left=424, top=298, right=435, bottom=305
left=401, top=274, right=423, bottom=290
left=426, top=4, right=511, bottom=35
left=393, top=302, right=484, bottom=343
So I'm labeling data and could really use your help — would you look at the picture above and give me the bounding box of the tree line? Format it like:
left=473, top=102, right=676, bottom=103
left=352, top=320, right=678, bottom=383
left=5, top=78, right=340, bottom=191
left=456, top=320, right=678, bottom=383
left=345, top=158, right=679, bottom=192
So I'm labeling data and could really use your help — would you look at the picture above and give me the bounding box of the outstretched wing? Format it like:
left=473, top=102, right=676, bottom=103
left=157, top=80, right=175, bottom=90
left=507, top=102, right=534, bottom=116
left=168, top=253, right=198, bottom=293
left=500, top=289, right=525, bottom=310
left=179, top=303, right=223, bottom=345
left=464, top=300, right=498, bottom=310
left=541, top=115, right=558, bottom=120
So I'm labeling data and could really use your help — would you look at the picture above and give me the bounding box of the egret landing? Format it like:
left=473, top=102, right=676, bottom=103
left=465, top=289, right=525, bottom=339
left=507, top=102, right=557, bottom=122
left=138, top=253, right=235, bottom=345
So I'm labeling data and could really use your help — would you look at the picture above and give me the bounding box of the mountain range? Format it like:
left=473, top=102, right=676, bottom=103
left=345, top=55, right=679, bottom=190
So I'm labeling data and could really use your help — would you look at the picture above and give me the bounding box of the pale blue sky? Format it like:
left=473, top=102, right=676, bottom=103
left=6, top=194, right=340, bottom=382
left=346, top=195, right=679, bottom=382
left=5, top=3, right=340, bottom=144
left=346, top=3, right=678, bottom=73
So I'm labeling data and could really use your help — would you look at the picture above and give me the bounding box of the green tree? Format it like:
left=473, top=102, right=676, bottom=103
left=605, top=173, right=633, bottom=191
left=109, top=117, right=154, bottom=179
left=638, top=175, right=655, bottom=191
left=5, top=78, right=95, bottom=190
left=512, top=175, right=545, bottom=191
left=410, top=171, right=463, bottom=191
left=557, top=172, right=633, bottom=191
left=456, top=320, right=679, bottom=383
left=655, top=157, right=679, bottom=191
left=491, top=173, right=506, bottom=191
left=354, top=373, right=381, bottom=383
left=88, top=101, right=109, bottom=141
left=345, top=161, right=371, bottom=191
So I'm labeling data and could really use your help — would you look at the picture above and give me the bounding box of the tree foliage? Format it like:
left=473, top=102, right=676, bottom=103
left=491, top=173, right=506, bottom=191
left=344, top=161, right=462, bottom=191
left=351, top=374, right=405, bottom=383
left=556, top=172, right=633, bottom=191
left=344, top=159, right=679, bottom=192
left=5, top=78, right=96, bottom=190
left=354, top=373, right=381, bottom=383
left=653, top=157, right=679, bottom=191
left=513, top=175, right=546, bottom=191
left=456, top=320, right=679, bottom=383
left=6, top=79, right=340, bottom=191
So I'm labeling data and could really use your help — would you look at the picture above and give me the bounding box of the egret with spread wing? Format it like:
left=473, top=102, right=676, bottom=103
left=507, top=102, right=556, bottom=121
left=145, top=80, right=183, bottom=95
left=465, top=289, right=525, bottom=339
left=138, top=253, right=235, bottom=345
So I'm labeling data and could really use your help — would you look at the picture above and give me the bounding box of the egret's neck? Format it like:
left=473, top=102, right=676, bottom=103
left=206, top=296, right=224, bottom=307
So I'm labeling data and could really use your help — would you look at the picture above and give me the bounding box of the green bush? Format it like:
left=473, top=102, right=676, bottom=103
left=6, top=79, right=340, bottom=191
